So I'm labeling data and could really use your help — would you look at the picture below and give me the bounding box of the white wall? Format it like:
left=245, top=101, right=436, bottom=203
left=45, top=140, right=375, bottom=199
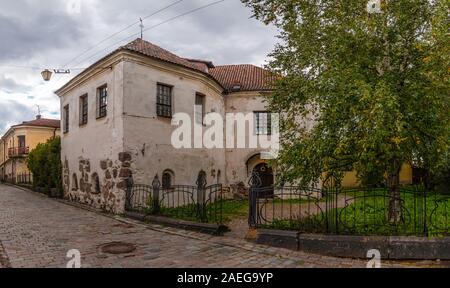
left=224, top=91, right=272, bottom=186
left=59, top=61, right=126, bottom=212
left=57, top=52, right=278, bottom=213
left=122, top=59, right=227, bottom=187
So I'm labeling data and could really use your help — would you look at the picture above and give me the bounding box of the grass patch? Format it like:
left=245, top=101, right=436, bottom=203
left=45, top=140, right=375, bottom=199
left=265, top=190, right=450, bottom=237
left=146, top=199, right=248, bottom=224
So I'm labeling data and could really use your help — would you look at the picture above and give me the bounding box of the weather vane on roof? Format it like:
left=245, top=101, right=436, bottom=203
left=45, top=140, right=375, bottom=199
left=140, top=18, right=144, bottom=39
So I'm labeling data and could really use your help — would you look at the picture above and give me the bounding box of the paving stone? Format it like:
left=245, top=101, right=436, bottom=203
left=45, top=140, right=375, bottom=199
left=0, top=184, right=449, bottom=268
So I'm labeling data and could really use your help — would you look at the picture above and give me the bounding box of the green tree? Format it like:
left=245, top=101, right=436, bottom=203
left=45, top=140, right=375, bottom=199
left=242, top=0, right=449, bottom=222
left=27, top=137, right=62, bottom=195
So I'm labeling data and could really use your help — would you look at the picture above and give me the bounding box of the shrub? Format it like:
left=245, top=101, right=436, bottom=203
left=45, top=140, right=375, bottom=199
left=27, top=137, right=62, bottom=195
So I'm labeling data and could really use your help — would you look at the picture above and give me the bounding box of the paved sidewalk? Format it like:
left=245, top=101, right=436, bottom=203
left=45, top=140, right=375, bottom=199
left=0, top=184, right=447, bottom=268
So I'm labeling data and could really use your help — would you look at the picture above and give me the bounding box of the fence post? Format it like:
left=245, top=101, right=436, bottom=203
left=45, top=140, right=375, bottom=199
left=323, top=174, right=338, bottom=234
left=248, top=171, right=262, bottom=228
left=423, top=188, right=428, bottom=237
left=124, top=176, right=134, bottom=211
left=152, top=174, right=161, bottom=214
left=196, top=170, right=207, bottom=222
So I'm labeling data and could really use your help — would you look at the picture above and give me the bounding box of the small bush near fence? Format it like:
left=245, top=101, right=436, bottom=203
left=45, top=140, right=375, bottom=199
left=27, top=137, right=62, bottom=196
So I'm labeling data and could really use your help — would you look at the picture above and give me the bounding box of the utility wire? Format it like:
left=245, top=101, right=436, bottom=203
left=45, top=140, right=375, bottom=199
left=51, top=0, right=185, bottom=84
left=60, top=0, right=184, bottom=69
left=0, top=0, right=227, bottom=80
left=71, top=0, right=226, bottom=69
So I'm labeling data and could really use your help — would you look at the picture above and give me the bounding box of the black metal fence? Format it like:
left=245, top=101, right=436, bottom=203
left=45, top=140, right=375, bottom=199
left=125, top=170, right=225, bottom=224
left=248, top=173, right=450, bottom=237
left=16, top=172, right=33, bottom=185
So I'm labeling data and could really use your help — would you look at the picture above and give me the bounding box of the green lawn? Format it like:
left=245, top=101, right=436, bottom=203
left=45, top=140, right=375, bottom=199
left=146, top=199, right=248, bottom=224
left=267, top=190, right=450, bottom=237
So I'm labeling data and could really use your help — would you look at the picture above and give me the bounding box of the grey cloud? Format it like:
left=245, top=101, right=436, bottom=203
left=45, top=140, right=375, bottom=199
left=69, top=0, right=278, bottom=67
left=0, top=75, right=32, bottom=93
left=0, top=0, right=278, bottom=131
left=0, top=1, right=88, bottom=63
left=0, top=100, right=35, bottom=135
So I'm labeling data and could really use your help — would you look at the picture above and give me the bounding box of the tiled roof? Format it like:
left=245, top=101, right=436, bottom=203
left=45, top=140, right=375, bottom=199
left=209, top=64, right=276, bottom=92
left=57, top=39, right=275, bottom=95
left=122, top=39, right=275, bottom=92
left=14, top=118, right=60, bottom=129
left=122, top=39, right=207, bottom=73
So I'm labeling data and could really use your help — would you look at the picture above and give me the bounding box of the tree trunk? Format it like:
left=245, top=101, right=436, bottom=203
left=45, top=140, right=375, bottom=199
left=388, top=160, right=402, bottom=224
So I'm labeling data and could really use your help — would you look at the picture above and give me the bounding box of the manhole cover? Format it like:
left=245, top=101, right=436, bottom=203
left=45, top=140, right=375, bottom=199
left=100, top=242, right=136, bottom=255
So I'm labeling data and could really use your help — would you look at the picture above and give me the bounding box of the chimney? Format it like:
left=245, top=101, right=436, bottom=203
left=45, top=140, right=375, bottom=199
left=36, top=115, right=41, bottom=120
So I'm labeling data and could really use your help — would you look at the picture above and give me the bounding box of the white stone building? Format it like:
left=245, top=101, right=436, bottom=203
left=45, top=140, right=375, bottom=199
left=56, top=39, right=276, bottom=213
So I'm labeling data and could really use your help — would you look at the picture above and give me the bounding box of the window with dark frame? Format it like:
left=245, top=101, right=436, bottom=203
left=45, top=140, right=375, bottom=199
left=17, top=135, right=25, bottom=148
left=254, top=112, right=272, bottom=136
left=157, top=84, right=172, bottom=118
left=92, top=173, right=100, bottom=194
left=97, top=85, right=108, bottom=119
left=195, top=93, right=205, bottom=125
left=63, top=105, right=69, bottom=133
left=79, top=94, right=88, bottom=126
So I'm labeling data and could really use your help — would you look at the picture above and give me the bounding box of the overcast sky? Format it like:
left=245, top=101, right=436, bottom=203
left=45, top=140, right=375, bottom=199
left=0, top=0, right=278, bottom=134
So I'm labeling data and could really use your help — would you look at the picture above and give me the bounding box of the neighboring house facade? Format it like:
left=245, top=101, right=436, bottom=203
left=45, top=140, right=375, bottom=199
left=342, top=165, right=413, bottom=188
left=55, top=38, right=413, bottom=214
left=0, top=117, right=60, bottom=184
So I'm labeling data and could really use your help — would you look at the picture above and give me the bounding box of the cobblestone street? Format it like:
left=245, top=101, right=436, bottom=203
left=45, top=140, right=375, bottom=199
left=0, top=184, right=448, bottom=268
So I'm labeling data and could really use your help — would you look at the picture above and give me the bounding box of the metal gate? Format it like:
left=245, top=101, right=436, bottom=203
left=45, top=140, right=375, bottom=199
left=125, top=170, right=225, bottom=224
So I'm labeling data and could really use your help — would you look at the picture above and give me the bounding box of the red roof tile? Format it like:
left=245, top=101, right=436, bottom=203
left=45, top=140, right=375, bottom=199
left=57, top=39, right=275, bottom=95
left=122, top=39, right=275, bottom=92
left=122, top=39, right=207, bottom=73
left=14, top=118, right=60, bottom=129
left=209, top=64, right=276, bottom=92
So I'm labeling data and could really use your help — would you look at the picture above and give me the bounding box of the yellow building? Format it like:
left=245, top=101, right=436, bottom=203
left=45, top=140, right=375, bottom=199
left=0, top=116, right=60, bottom=184
left=341, top=163, right=414, bottom=188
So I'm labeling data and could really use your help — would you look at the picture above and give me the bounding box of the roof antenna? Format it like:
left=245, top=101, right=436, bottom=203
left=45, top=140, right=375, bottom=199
left=139, top=18, right=144, bottom=39
left=36, top=105, right=42, bottom=120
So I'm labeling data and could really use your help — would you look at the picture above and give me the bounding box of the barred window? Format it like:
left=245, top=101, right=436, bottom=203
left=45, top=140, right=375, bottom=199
left=97, top=85, right=108, bottom=119
left=63, top=105, right=69, bottom=133
left=79, top=94, right=88, bottom=126
left=195, top=93, right=205, bottom=125
left=254, top=112, right=272, bottom=135
left=157, top=84, right=172, bottom=118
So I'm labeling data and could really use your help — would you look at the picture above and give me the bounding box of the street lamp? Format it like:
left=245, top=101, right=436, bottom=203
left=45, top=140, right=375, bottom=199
left=41, top=69, right=53, bottom=81
left=41, top=69, right=71, bottom=81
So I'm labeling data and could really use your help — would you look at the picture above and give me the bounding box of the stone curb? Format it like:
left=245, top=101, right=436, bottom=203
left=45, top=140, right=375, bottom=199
left=257, top=229, right=450, bottom=260
left=124, top=212, right=230, bottom=236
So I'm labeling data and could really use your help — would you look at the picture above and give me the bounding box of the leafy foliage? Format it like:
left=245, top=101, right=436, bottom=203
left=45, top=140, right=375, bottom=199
left=27, top=137, right=62, bottom=194
left=242, top=0, right=449, bottom=187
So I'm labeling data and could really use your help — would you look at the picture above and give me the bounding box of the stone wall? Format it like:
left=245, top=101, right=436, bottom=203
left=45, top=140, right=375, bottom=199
left=64, top=152, right=132, bottom=214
